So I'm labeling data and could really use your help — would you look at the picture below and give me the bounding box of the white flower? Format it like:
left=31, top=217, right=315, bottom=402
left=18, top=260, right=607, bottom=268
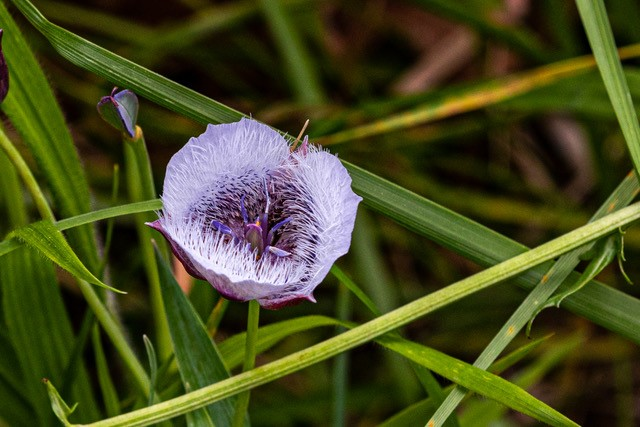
left=148, top=118, right=361, bottom=309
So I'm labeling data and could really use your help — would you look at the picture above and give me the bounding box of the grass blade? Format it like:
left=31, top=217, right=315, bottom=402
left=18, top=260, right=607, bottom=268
left=155, top=248, right=239, bottom=426
left=9, top=221, right=124, bottom=293
left=576, top=0, right=640, bottom=174
left=377, top=335, right=578, bottom=427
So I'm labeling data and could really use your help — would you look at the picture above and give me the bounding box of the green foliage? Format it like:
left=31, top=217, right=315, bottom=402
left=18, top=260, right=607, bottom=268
left=1, top=0, right=640, bottom=426
left=155, top=248, right=240, bottom=426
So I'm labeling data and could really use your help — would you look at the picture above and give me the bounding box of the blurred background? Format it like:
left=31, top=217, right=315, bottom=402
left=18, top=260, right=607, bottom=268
left=6, top=0, right=640, bottom=425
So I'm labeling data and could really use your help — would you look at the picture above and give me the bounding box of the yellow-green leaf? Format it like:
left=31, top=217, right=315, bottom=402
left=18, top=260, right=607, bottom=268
left=10, top=221, right=124, bottom=294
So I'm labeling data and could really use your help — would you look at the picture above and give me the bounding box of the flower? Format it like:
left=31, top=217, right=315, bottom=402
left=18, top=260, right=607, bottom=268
left=148, top=118, right=361, bottom=309
left=97, top=88, right=139, bottom=138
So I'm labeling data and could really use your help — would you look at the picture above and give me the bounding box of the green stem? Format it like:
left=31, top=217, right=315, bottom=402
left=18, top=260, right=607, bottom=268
left=77, top=278, right=152, bottom=396
left=332, top=284, right=350, bottom=427
left=231, top=299, right=260, bottom=427
left=123, top=127, right=172, bottom=361
left=85, top=202, right=640, bottom=427
left=0, top=125, right=55, bottom=221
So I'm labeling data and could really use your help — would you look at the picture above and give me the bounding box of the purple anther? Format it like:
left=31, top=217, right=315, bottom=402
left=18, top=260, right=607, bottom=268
left=240, top=194, right=249, bottom=225
left=267, top=216, right=292, bottom=245
left=211, top=220, right=233, bottom=235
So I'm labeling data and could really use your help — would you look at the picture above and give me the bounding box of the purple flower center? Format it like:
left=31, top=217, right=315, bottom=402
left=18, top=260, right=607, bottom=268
left=210, top=181, right=292, bottom=259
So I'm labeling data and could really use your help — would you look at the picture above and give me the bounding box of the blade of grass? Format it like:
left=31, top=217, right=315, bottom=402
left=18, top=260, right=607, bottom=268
left=9, top=220, right=123, bottom=293
left=258, top=0, right=325, bottom=104
left=378, top=335, right=552, bottom=427
left=155, top=248, right=240, bottom=426
left=576, top=0, right=640, bottom=174
left=377, top=336, right=578, bottom=427
left=457, top=333, right=584, bottom=426
left=0, top=199, right=162, bottom=258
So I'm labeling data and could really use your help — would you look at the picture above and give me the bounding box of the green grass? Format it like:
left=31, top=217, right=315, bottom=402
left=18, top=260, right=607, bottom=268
left=0, top=0, right=639, bottom=426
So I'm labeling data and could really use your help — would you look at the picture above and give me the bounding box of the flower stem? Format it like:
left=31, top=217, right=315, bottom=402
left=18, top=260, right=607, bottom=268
left=123, top=126, right=172, bottom=361
left=232, top=299, right=260, bottom=427
left=0, top=125, right=54, bottom=221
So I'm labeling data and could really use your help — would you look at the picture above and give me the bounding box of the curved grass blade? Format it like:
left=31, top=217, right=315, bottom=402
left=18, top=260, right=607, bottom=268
left=576, top=0, right=640, bottom=174
left=0, top=199, right=162, bottom=258
left=155, top=247, right=240, bottom=426
left=457, top=333, right=584, bottom=426
left=9, top=221, right=124, bottom=293
left=378, top=335, right=553, bottom=427
left=377, top=335, right=578, bottom=427
left=9, top=0, right=243, bottom=125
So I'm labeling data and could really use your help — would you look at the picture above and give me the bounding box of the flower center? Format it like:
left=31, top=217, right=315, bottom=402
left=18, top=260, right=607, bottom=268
left=210, top=181, right=292, bottom=259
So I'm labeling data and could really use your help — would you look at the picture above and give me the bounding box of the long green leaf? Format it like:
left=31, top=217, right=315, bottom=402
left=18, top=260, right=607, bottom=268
left=0, top=0, right=98, bottom=269
left=458, top=333, right=584, bottom=426
left=9, top=221, right=124, bottom=293
left=576, top=0, right=640, bottom=174
left=11, top=0, right=640, bottom=346
left=155, top=248, right=240, bottom=426
left=0, top=199, right=162, bottom=258
left=377, top=335, right=577, bottom=427
left=378, top=335, right=552, bottom=427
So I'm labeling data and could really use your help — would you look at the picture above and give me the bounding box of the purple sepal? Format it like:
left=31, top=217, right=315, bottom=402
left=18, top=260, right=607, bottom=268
left=97, top=88, right=139, bottom=138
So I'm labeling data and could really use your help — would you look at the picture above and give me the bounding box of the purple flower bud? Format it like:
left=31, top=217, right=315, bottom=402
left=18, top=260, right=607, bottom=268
left=147, top=118, right=361, bottom=309
left=97, top=88, right=139, bottom=138
left=0, top=29, right=8, bottom=103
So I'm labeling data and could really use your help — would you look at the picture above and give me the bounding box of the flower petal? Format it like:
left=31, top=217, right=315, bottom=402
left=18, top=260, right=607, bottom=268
left=161, top=117, right=290, bottom=218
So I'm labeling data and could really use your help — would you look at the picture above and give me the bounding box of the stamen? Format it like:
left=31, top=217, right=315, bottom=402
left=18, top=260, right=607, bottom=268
left=211, top=220, right=233, bottom=235
left=240, top=194, right=249, bottom=224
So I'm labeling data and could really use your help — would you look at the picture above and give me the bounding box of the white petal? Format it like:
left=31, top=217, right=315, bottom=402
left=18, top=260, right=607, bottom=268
left=161, top=118, right=290, bottom=217
left=265, top=146, right=362, bottom=302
